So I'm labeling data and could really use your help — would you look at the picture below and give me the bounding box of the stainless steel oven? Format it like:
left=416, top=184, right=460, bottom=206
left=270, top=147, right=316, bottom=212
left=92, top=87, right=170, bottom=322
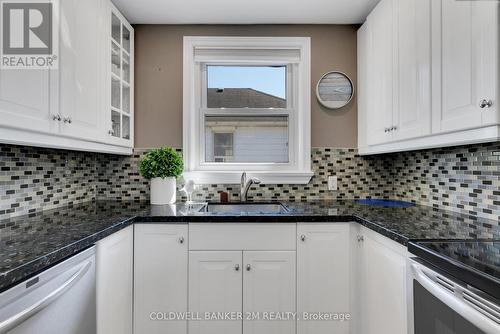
left=408, top=258, right=500, bottom=334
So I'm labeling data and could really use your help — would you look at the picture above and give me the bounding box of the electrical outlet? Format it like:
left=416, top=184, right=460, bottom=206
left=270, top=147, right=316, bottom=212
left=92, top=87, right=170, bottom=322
left=328, top=176, right=338, bottom=191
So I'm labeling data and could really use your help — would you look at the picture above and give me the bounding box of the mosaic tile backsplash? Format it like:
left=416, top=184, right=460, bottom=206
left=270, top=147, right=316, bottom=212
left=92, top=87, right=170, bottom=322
left=1, top=142, right=499, bottom=221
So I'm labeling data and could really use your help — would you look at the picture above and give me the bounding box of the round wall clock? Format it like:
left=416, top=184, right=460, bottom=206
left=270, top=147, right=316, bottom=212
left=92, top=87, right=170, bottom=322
left=316, top=71, right=354, bottom=109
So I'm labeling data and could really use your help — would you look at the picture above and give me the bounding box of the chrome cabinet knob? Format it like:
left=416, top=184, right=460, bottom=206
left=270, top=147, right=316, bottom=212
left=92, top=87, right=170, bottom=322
left=52, top=114, right=61, bottom=121
left=246, top=264, right=251, bottom=271
left=108, top=129, right=114, bottom=135
left=357, top=235, right=364, bottom=242
left=179, top=236, right=185, bottom=244
left=479, top=99, right=493, bottom=108
left=63, top=117, right=72, bottom=124
left=235, top=264, right=240, bottom=271
left=300, top=234, right=306, bottom=242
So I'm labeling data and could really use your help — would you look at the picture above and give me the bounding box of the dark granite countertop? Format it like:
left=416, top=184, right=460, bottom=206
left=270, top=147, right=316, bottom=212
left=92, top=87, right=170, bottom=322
left=1, top=200, right=499, bottom=292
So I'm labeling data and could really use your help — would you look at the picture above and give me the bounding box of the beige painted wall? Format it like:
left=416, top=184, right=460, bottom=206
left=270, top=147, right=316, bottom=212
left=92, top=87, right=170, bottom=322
left=134, top=25, right=358, bottom=148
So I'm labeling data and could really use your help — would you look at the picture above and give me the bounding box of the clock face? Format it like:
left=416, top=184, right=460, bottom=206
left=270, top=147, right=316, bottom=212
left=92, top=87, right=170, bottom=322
left=317, top=72, right=353, bottom=109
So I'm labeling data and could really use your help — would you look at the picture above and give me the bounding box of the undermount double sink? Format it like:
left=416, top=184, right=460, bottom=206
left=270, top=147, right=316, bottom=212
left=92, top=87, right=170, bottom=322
left=200, top=202, right=290, bottom=215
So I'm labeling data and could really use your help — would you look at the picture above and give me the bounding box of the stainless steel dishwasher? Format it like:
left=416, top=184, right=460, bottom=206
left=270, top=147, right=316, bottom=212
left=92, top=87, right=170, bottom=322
left=0, top=247, right=96, bottom=334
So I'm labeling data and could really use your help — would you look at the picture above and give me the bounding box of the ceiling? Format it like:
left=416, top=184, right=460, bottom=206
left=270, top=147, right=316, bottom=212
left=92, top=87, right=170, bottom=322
left=112, top=0, right=380, bottom=25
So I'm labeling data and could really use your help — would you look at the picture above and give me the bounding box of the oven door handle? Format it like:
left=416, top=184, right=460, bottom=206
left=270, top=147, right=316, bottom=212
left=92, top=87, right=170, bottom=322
left=411, top=261, right=500, bottom=334
left=0, top=260, right=92, bottom=334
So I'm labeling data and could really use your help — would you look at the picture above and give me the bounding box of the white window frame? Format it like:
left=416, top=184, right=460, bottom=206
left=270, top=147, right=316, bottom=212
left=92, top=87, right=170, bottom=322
left=183, top=36, right=312, bottom=184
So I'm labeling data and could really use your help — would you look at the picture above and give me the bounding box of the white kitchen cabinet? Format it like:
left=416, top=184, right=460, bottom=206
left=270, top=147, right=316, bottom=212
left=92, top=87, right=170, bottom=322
left=365, top=0, right=395, bottom=145
left=297, top=223, right=351, bottom=334
left=356, top=226, right=408, bottom=334
left=58, top=0, right=106, bottom=142
left=188, top=251, right=243, bottom=334
left=364, top=0, right=432, bottom=145
left=358, top=0, right=499, bottom=154
left=96, top=226, right=133, bottom=334
left=431, top=0, right=499, bottom=133
left=0, top=69, right=53, bottom=134
left=0, top=0, right=134, bottom=154
left=393, top=0, right=432, bottom=141
left=357, top=23, right=370, bottom=151
left=243, top=251, right=296, bottom=334
left=105, top=3, right=134, bottom=147
left=134, top=224, right=188, bottom=334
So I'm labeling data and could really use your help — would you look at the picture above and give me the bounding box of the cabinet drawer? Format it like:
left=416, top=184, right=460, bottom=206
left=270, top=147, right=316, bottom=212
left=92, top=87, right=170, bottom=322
left=189, top=223, right=296, bottom=250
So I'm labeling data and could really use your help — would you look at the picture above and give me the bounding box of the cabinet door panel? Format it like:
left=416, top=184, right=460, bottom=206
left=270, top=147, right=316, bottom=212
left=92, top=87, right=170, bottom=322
left=366, top=0, right=394, bottom=145
left=243, top=251, right=296, bottom=334
left=432, top=0, right=499, bottom=133
left=359, top=228, right=407, bottom=334
left=59, top=0, right=104, bottom=141
left=189, top=251, right=242, bottom=334
left=297, top=224, right=351, bottom=334
left=96, top=226, right=133, bottom=334
left=134, top=225, right=188, bottom=334
left=0, top=69, right=52, bottom=133
left=394, top=0, right=431, bottom=141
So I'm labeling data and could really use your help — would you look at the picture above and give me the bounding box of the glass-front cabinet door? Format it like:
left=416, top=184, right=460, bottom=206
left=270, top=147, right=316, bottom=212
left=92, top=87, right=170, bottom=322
left=108, top=5, right=133, bottom=147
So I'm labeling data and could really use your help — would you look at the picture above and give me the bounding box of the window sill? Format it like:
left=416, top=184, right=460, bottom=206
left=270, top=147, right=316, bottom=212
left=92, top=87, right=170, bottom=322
left=183, top=171, right=314, bottom=185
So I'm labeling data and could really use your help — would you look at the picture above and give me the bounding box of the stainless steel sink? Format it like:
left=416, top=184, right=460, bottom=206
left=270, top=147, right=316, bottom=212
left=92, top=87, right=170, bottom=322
left=202, top=203, right=289, bottom=214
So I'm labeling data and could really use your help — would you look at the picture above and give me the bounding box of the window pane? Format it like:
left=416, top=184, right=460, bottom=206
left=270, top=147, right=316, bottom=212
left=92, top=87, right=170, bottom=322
left=205, top=115, right=289, bottom=163
left=122, top=84, right=130, bottom=113
left=122, top=25, right=130, bottom=53
left=111, top=77, right=120, bottom=109
left=111, top=42, right=120, bottom=77
left=122, top=52, right=130, bottom=83
left=207, top=66, right=286, bottom=109
left=111, top=110, right=120, bottom=138
left=122, top=114, right=130, bottom=140
left=111, top=13, right=121, bottom=44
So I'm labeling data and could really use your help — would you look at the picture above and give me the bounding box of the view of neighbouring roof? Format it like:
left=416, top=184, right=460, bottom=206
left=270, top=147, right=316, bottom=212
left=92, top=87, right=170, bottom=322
left=207, top=88, right=286, bottom=108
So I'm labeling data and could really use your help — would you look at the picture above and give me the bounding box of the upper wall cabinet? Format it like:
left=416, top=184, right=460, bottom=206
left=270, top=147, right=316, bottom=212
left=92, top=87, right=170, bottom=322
left=431, top=0, right=499, bottom=133
left=107, top=4, right=134, bottom=147
left=0, top=0, right=134, bottom=155
left=361, top=0, right=432, bottom=148
left=358, top=0, right=499, bottom=155
left=364, top=0, right=395, bottom=146
left=59, top=0, right=106, bottom=143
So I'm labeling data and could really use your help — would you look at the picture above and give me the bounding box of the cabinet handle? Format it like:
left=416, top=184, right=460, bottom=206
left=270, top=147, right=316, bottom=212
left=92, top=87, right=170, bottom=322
left=479, top=99, right=493, bottom=109
left=108, top=129, right=114, bottom=135
left=179, top=236, right=185, bottom=244
left=52, top=114, right=61, bottom=121
left=235, top=264, right=240, bottom=271
left=357, top=235, right=364, bottom=242
left=384, top=128, right=389, bottom=133
left=246, top=264, right=251, bottom=271
left=391, top=126, right=397, bottom=131
left=300, top=234, right=306, bottom=242
left=63, top=117, right=72, bottom=124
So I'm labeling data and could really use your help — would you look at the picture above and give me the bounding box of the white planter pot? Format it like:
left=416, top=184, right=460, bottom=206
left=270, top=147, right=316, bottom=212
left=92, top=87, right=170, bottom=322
left=150, top=177, right=176, bottom=205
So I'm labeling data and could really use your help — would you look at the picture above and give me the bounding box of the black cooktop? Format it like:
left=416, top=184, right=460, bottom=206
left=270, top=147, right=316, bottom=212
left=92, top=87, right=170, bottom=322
left=408, top=240, right=500, bottom=300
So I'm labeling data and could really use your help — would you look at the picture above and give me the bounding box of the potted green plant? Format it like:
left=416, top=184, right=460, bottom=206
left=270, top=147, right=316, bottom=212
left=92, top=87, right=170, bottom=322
left=139, top=147, right=184, bottom=205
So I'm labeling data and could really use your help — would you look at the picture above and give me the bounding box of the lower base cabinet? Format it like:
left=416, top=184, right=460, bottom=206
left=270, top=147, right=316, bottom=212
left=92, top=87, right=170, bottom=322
left=188, top=251, right=243, bottom=334
left=243, top=251, right=296, bottom=334
left=357, top=226, right=408, bottom=334
left=134, top=224, right=188, bottom=334
left=188, top=250, right=296, bottom=334
left=96, top=225, right=133, bottom=334
left=126, top=222, right=408, bottom=334
left=297, top=223, right=352, bottom=334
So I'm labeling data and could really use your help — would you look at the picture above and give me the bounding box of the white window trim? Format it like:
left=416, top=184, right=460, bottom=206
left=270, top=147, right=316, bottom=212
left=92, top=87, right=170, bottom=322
left=183, top=36, right=312, bottom=184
